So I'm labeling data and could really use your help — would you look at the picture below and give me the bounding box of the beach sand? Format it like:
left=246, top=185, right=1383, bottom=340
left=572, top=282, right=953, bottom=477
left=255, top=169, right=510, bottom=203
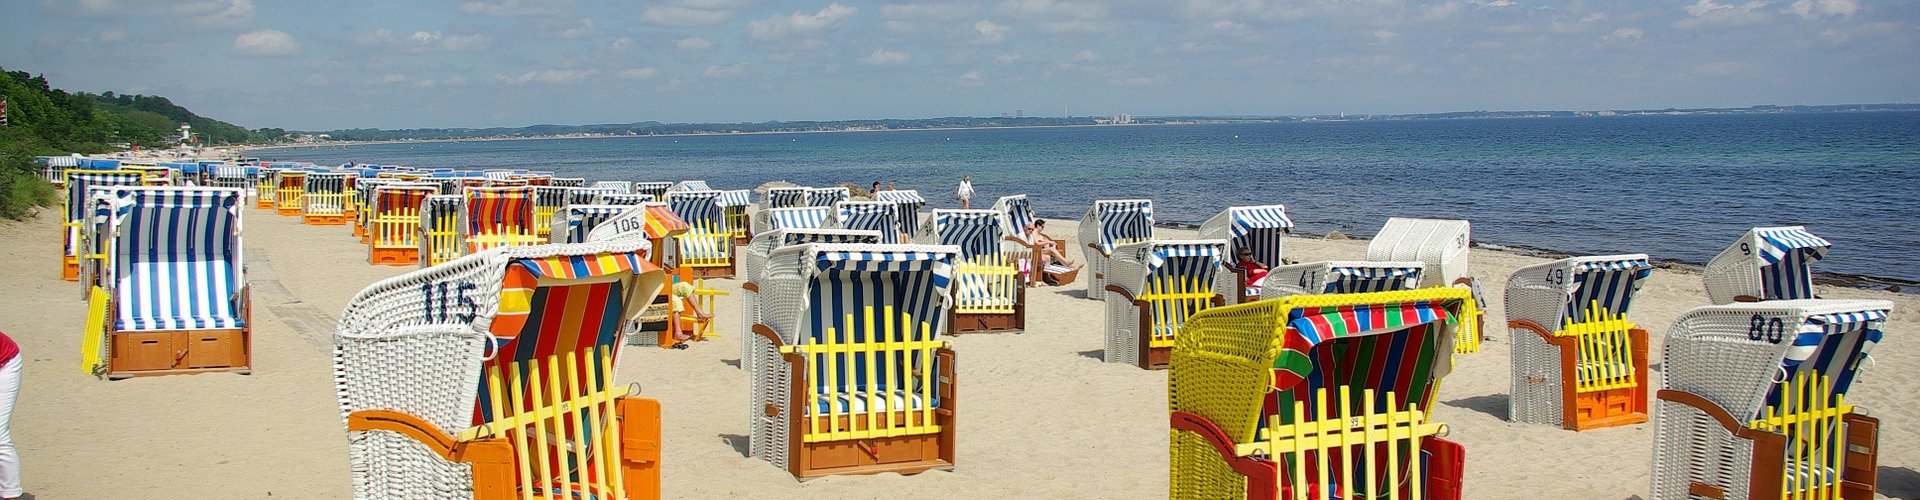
left=1, top=207, right=1915, bottom=499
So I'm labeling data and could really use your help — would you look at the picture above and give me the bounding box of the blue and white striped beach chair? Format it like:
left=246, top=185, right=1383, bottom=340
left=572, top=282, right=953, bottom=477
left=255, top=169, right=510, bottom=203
left=667, top=190, right=734, bottom=277
left=1507, top=254, right=1655, bottom=430
left=1704, top=226, right=1831, bottom=305
left=209, top=163, right=249, bottom=190
left=717, top=189, right=754, bottom=243
left=1261, top=260, right=1426, bottom=299
left=669, top=180, right=712, bottom=192
left=1197, top=204, right=1293, bottom=304
left=1078, top=199, right=1155, bottom=301
left=565, top=186, right=617, bottom=207
left=831, top=201, right=904, bottom=244
left=805, top=186, right=849, bottom=207
left=84, top=187, right=250, bottom=378
left=599, top=193, right=653, bottom=205
left=549, top=177, right=586, bottom=187
left=876, top=189, right=928, bottom=236
left=746, top=243, right=959, bottom=478
left=992, top=194, right=1073, bottom=287
left=589, top=180, right=633, bottom=194
left=1651, top=299, right=1892, bottom=500
left=766, top=186, right=810, bottom=209
left=736, top=228, right=883, bottom=373
left=62, top=170, right=146, bottom=281
left=926, top=210, right=1025, bottom=333
left=634, top=181, right=673, bottom=200
left=549, top=204, right=638, bottom=244
left=762, top=206, right=831, bottom=232
left=1102, top=239, right=1225, bottom=369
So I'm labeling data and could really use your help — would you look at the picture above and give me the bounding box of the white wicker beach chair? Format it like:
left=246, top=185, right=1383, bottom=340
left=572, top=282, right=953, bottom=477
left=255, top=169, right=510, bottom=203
left=76, top=187, right=130, bottom=299
left=876, top=190, right=928, bottom=235
left=1260, top=260, right=1425, bottom=299
left=668, top=180, right=711, bottom=192
left=1650, top=299, right=1892, bottom=500
left=831, top=201, right=905, bottom=244
left=530, top=186, right=574, bottom=239
left=81, top=187, right=250, bottom=378
left=735, top=228, right=883, bottom=373
left=588, top=180, right=632, bottom=194
left=666, top=190, right=735, bottom=278
left=209, top=163, right=248, bottom=190
left=924, top=210, right=1026, bottom=333
left=549, top=177, right=586, bottom=188
left=1102, top=239, right=1225, bottom=369
left=1704, top=226, right=1831, bottom=305
left=1506, top=254, right=1655, bottom=431
left=549, top=204, right=635, bottom=245
left=1079, top=199, right=1155, bottom=301
left=746, top=243, right=959, bottom=478
left=40, top=155, right=78, bottom=184
left=761, top=206, right=832, bottom=233
left=60, top=170, right=145, bottom=281
left=716, top=189, right=754, bottom=243
left=1197, top=204, right=1293, bottom=305
left=633, top=181, right=673, bottom=199
left=335, top=241, right=666, bottom=500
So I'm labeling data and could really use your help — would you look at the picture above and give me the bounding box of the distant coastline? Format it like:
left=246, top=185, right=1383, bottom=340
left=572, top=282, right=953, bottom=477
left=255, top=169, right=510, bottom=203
left=248, top=103, right=1920, bottom=148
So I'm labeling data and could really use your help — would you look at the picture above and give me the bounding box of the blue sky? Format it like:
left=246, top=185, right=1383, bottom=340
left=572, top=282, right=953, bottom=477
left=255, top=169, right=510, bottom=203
left=4, top=0, right=1916, bottom=130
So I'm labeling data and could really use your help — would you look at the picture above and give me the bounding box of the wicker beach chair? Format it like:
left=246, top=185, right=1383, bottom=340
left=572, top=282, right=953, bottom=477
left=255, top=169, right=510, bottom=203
left=549, top=177, right=586, bottom=188
left=634, top=182, right=673, bottom=200
left=209, top=163, right=248, bottom=190
left=81, top=187, right=250, bottom=379
left=924, top=210, right=1026, bottom=333
left=669, top=180, right=712, bottom=192
left=1080, top=199, right=1155, bottom=301
left=666, top=190, right=735, bottom=278
left=1506, top=255, right=1655, bottom=431
left=353, top=177, right=390, bottom=242
left=565, top=187, right=618, bottom=208
left=39, top=155, right=77, bottom=184
left=420, top=195, right=466, bottom=267
left=804, top=186, right=850, bottom=208
left=335, top=241, right=667, bottom=500
left=1704, top=226, right=1831, bottom=305
left=766, top=187, right=810, bottom=209
left=876, top=190, right=929, bottom=236
left=832, top=201, right=905, bottom=244
left=1103, top=239, right=1225, bottom=369
left=275, top=170, right=308, bottom=216
left=736, top=229, right=884, bottom=373
left=369, top=183, right=440, bottom=266
left=1198, top=205, right=1294, bottom=305
left=597, top=193, right=653, bottom=206
left=589, top=180, right=632, bottom=194
left=747, top=243, right=959, bottom=478
left=303, top=172, right=351, bottom=225
left=760, top=206, right=832, bottom=233
left=1261, top=260, right=1425, bottom=299
left=60, top=169, right=145, bottom=281
left=1169, top=288, right=1477, bottom=500
left=76, top=187, right=129, bottom=299
left=461, top=186, right=542, bottom=253
left=1650, top=299, right=1892, bottom=500
left=530, top=186, right=574, bottom=239
left=717, top=189, right=754, bottom=244
left=549, top=205, right=634, bottom=245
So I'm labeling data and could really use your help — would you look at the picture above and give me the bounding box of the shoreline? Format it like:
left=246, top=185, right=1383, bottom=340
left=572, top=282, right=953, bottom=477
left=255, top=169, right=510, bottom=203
left=235, top=121, right=1177, bottom=152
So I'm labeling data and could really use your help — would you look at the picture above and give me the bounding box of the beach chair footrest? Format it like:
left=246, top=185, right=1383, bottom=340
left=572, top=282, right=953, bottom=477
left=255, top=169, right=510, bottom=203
left=108, top=329, right=251, bottom=377
left=795, top=433, right=954, bottom=479
left=950, top=310, right=1023, bottom=334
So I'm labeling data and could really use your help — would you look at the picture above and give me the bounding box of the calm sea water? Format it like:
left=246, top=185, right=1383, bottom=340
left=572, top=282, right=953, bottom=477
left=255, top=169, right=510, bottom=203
left=255, top=112, right=1920, bottom=282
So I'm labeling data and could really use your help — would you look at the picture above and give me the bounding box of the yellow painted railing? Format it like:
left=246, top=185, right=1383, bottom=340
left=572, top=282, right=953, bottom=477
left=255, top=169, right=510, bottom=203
left=779, top=306, right=946, bottom=443
left=424, top=210, right=463, bottom=265
left=469, top=345, right=631, bottom=500
left=954, top=253, right=1019, bottom=314
left=1750, top=371, right=1852, bottom=500
left=468, top=223, right=544, bottom=253
left=1141, top=274, right=1216, bottom=349
left=725, top=206, right=749, bottom=240
left=1241, top=387, right=1445, bottom=500
left=1453, top=297, right=1482, bottom=354
left=304, top=191, right=348, bottom=219
left=371, top=208, right=422, bottom=250
left=676, top=279, right=728, bottom=340
left=275, top=175, right=307, bottom=213
left=677, top=222, right=734, bottom=270
left=256, top=179, right=278, bottom=207
left=1555, top=303, right=1637, bottom=393
left=534, top=205, right=560, bottom=238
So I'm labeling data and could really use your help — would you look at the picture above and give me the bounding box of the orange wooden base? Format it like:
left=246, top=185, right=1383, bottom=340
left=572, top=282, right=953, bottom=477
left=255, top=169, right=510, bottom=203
left=345, top=397, right=662, bottom=500
left=107, top=328, right=251, bottom=379
left=277, top=207, right=301, bottom=216
left=1513, top=320, right=1651, bottom=431
left=1569, top=387, right=1648, bottom=430
left=257, top=199, right=274, bottom=209
left=62, top=255, right=79, bottom=281
left=304, top=214, right=347, bottom=225
left=686, top=263, right=734, bottom=279
left=370, top=247, right=419, bottom=266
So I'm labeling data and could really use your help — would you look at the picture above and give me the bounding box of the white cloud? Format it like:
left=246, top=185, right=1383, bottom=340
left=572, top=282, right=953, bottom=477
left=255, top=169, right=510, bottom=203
left=414, top=79, right=437, bottom=88
left=351, top=29, right=492, bottom=52
left=642, top=0, right=755, bottom=27
left=617, top=67, right=662, bottom=80
left=496, top=68, right=597, bottom=85
left=677, top=37, right=714, bottom=51
left=994, top=0, right=1112, bottom=33
left=98, top=28, right=129, bottom=44
left=1605, top=27, right=1644, bottom=41
left=1069, top=49, right=1103, bottom=63
left=994, top=53, right=1023, bottom=65
left=704, top=62, right=750, bottom=79
left=749, top=3, right=858, bottom=40
left=380, top=73, right=409, bottom=84
left=1787, top=0, right=1858, bottom=19
left=1373, top=29, right=1397, bottom=41
left=881, top=2, right=977, bottom=20
left=231, top=29, right=299, bottom=57
left=860, top=48, right=911, bottom=65
left=556, top=18, right=596, bottom=38
left=973, top=20, right=1009, bottom=43
left=458, top=0, right=573, bottom=17
left=955, top=70, right=985, bottom=86
left=1680, top=0, right=1772, bottom=27
left=66, top=0, right=256, bottom=29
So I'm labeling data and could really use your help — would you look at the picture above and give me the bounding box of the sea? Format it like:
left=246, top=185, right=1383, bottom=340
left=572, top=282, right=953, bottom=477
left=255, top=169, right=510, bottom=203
left=253, top=111, right=1920, bottom=285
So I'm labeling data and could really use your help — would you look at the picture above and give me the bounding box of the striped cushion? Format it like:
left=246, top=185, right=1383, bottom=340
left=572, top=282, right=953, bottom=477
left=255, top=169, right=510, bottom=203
left=113, top=189, right=244, bottom=331
left=814, top=388, right=926, bottom=414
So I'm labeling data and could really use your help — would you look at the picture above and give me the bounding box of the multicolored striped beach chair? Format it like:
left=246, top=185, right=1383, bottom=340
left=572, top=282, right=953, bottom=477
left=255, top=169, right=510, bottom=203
left=736, top=229, right=883, bottom=373
left=1104, top=239, right=1225, bottom=369
left=420, top=195, right=466, bottom=267
left=304, top=172, right=351, bottom=225
left=1080, top=199, right=1155, bottom=301
left=766, top=187, right=810, bottom=209
left=82, top=187, right=250, bottom=379
left=1506, top=254, right=1654, bottom=431
left=634, top=182, right=673, bottom=200
left=1169, top=288, right=1476, bottom=500
left=461, top=186, right=542, bottom=253
left=926, top=210, right=1025, bottom=333
left=1199, top=205, right=1294, bottom=304
left=1704, top=226, right=1831, bottom=305
left=531, top=186, right=573, bottom=239
left=369, top=183, right=440, bottom=266
left=1650, top=299, right=1891, bottom=500
left=717, top=189, right=754, bottom=244
left=335, top=242, right=667, bottom=500
left=747, top=243, right=959, bottom=478
left=832, top=201, right=905, bottom=244
left=666, top=190, right=735, bottom=278
left=806, top=186, right=849, bottom=207
left=61, top=170, right=145, bottom=281
left=876, top=190, right=928, bottom=235
left=275, top=170, right=308, bottom=216
left=1262, top=261, right=1426, bottom=299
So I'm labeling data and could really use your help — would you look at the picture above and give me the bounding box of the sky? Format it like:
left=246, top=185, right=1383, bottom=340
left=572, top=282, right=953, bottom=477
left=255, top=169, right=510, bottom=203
left=3, top=0, right=1916, bottom=130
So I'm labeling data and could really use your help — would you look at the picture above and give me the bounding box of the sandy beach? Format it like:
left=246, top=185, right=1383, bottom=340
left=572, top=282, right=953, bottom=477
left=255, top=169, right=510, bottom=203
left=1, top=206, right=1915, bottom=499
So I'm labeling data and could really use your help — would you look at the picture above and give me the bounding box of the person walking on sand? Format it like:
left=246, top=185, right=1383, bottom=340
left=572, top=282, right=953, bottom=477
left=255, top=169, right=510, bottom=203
left=0, top=331, right=21, bottom=500
left=955, top=176, right=975, bottom=209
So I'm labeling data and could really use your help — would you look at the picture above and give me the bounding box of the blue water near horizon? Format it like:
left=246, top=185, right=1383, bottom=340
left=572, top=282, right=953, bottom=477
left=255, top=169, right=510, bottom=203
left=254, top=112, right=1920, bottom=283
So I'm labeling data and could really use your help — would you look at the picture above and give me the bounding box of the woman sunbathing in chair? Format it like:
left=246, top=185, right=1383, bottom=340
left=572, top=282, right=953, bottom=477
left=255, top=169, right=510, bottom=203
left=1026, top=219, right=1083, bottom=271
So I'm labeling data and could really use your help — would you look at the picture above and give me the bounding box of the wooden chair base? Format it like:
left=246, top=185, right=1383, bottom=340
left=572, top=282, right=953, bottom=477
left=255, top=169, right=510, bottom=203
left=277, top=207, right=301, bottom=216
left=950, top=311, right=1022, bottom=333
left=1569, top=386, right=1648, bottom=431
left=62, top=256, right=79, bottom=281
left=106, top=328, right=251, bottom=379
left=793, top=434, right=954, bottom=479
left=303, top=214, right=347, bottom=225
left=687, top=264, right=735, bottom=279
left=256, top=200, right=274, bottom=210
left=370, top=247, right=419, bottom=266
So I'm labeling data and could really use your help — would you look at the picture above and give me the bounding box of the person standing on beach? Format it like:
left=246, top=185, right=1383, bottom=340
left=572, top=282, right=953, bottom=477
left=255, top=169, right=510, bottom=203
left=955, top=176, right=975, bottom=209
left=0, top=331, right=20, bottom=500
